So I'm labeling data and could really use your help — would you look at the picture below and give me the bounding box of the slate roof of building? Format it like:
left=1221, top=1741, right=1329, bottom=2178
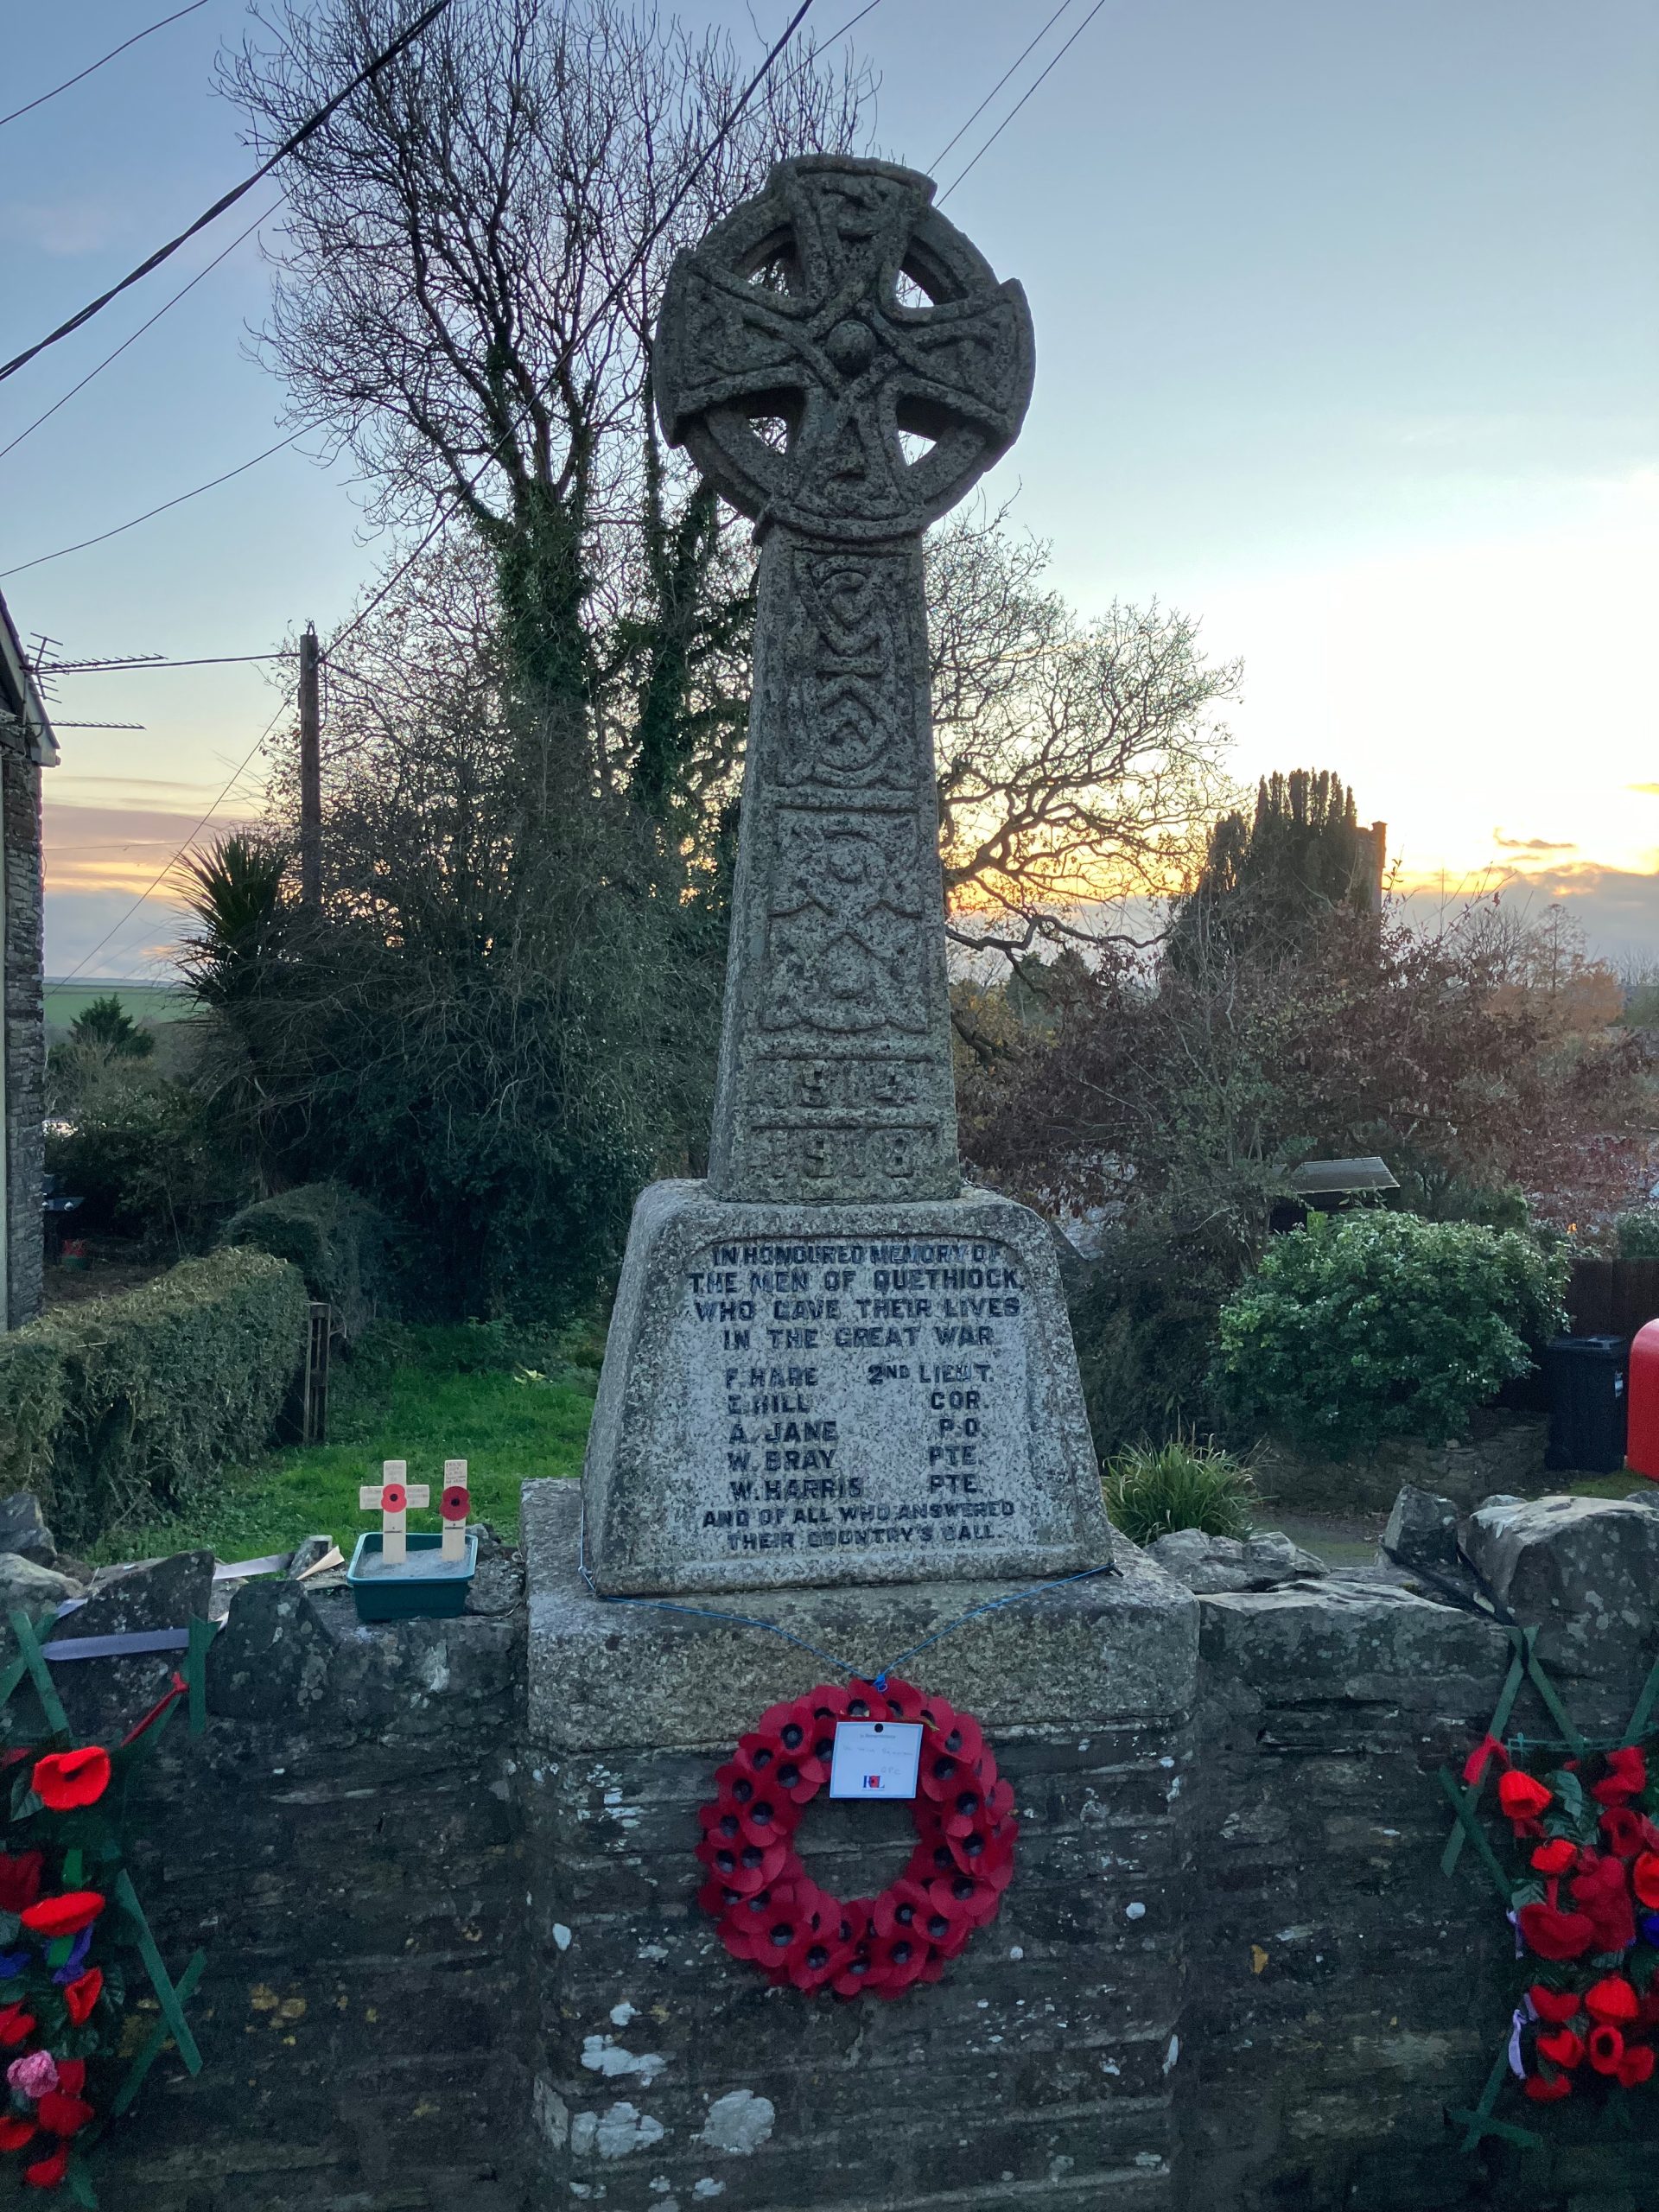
left=1287, top=1155, right=1400, bottom=1195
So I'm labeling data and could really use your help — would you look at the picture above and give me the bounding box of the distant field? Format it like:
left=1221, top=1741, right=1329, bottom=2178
left=44, top=979, right=191, bottom=1031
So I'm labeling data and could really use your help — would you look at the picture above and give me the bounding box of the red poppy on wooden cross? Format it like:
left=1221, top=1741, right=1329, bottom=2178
left=359, top=1459, right=429, bottom=1566
left=441, top=1459, right=470, bottom=1563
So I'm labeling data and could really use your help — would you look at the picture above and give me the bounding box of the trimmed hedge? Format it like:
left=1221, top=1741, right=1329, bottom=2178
left=224, top=1181, right=394, bottom=1340
left=0, top=1249, right=308, bottom=1549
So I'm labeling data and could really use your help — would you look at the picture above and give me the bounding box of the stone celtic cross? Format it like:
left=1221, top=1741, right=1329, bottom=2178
left=655, top=156, right=1034, bottom=1204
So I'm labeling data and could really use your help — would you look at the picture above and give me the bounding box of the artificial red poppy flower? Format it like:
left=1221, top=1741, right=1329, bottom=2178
left=875, top=1680, right=928, bottom=1723
left=926, top=1870, right=1003, bottom=1931
left=1634, top=1853, right=1659, bottom=1910
left=696, top=1830, right=788, bottom=1897
left=1618, top=2044, right=1656, bottom=2087
left=1593, top=1747, right=1648, bottom=1805
left=61, top=1969, right=102, bottom=2027
left=1463, top=1733, right=1509, bottom=1786
left=0, top=2005, right=36, bottom=2049
left=1586, top=1975, right=1639, bottom=2025
left=0, top=1853, right=42, bottom=1917
left=1517, top=1903, right=1597, bottom=1961
left=930, top=1710, right=986, bottom=1768
left=1498, top=1772, right=1554, bottom=1822
left=19, top=1893, right=104, bottom=1941
left=0, top=2117, right=35, bottom=2152
left=54, top=2063, right=83, bottom=2099
left=1532, top=1840, right=1579, bottom=1875
left=868, top=1929, right=933, bottom=1997
left=870, top=1880, right=931, bottom=1943
left=1529, top=1985, right=1583, bottom=2024
left=1525, top=2071, right=1572, bottom=2102
left=35, top=2092, right=92, bottom=2139
left=1536, top=2028, right=1584, bottom=2069
left=1589, top=2024, right=1626, bottom=2075
left=1599, top=1806, right=1659, bottom=1860
left=30, top=1749, right=110, bottom=1814
left=22, top=2145, right=67, bottom=2190
left=1572, top=1858, right=1637, bottom=1955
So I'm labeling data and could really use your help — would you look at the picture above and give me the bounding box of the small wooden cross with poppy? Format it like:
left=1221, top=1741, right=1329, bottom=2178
left=359, top=1460, right=429, bottom=1567
left=440, top=1459, right=470, bottom=1563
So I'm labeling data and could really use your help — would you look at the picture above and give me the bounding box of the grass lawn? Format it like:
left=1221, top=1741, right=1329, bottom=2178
left=90, top=1324, right=598, bottom=1566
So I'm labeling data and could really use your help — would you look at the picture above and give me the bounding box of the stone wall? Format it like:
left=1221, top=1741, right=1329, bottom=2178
left=1252, top=1408, right=1551, bottom=1514
left=59, top=1545, right=531, bottom=2212
left=41, top=1484, right=1659, bottom=2210
left=3, top=738, right=45, bottom=1328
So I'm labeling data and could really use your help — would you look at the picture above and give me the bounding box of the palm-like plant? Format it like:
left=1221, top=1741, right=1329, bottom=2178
left=176, top=836, right=290, bottom=1009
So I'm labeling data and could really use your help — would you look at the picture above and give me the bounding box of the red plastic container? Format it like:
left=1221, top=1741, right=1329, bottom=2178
left=1628, top=1319, right=1659, bottom=1479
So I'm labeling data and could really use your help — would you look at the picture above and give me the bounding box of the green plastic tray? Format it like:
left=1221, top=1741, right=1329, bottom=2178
left=346, top=1531, right=477, bottom=1621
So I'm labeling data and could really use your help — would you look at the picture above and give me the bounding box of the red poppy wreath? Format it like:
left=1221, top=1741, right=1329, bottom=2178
left=696, top=1676, right=1016, bottom=1998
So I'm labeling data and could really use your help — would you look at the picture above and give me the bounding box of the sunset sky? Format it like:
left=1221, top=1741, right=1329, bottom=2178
left=3, top=0, right=1655, bottom=977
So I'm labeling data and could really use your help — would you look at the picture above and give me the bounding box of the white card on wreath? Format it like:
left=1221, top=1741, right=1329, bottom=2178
left=828, top=1720, right=924, bottom=1801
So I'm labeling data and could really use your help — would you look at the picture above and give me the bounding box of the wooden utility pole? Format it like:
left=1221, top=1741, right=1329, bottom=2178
left=298, top=623, right=321, bottom=904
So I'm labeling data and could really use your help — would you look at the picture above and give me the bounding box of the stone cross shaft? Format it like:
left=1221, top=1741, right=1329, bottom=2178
left=654, top=156, right=1034, bottom=1204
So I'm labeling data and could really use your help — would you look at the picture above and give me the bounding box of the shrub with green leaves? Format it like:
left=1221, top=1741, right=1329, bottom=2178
left=1616, top=1209, right=1659, bottom=1260
left=224, top=1180, right=397, bottom=1339
left=0, top=1249, right=308, bottom=1548
left=1214, top=1209, right=1567, bottom=1458
left=1103, top=1438, right=1255, bottom=1545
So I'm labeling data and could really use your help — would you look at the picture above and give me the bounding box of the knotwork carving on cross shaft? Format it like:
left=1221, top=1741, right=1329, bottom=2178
left=778, top=550, right=913, bottom=791
left=654, top=156, right=1034, bottom=544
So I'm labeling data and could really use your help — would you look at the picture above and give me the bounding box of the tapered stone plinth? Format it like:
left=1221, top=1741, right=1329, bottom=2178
left=582, top=1180, right=1109, bottom=1594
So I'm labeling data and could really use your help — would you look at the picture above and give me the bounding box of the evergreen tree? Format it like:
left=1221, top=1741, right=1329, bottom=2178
left=1171, top=769, right=1375, bottom=967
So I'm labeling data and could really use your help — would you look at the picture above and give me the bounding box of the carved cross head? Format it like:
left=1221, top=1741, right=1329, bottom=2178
left=654, top=156, right=1034, bottom=542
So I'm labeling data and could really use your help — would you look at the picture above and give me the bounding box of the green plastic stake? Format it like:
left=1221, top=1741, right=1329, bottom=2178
left=6, top=1608, right=70, bottom=1738
left=187, top=1616, right=212, bottom=1737
left=1449, top=2040, right=1541, bottom=2154
left=1442, top=1646, right=1527, bottom=1876
left=1623, top=1647, right=1659, bottom=1748
left=65, top=2152, right=100, bottom=2209
left=1516, top=1630, right=1586, bottom=1758
left=107, top=1949, right=206, bottom=2119
left=113, top=1872, right=202, bottom=2075
left=1436, top=1768, right=1516, bottom=1905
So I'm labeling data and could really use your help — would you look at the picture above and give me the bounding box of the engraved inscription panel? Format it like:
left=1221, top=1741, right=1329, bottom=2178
left=660, top=1234, right=1039, bottom=1571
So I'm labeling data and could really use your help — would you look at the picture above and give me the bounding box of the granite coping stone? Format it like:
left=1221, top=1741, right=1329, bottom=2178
left=525, top=1478, right=1194, bottom=1752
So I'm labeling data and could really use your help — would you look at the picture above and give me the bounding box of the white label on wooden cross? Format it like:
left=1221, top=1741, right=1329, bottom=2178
left=359, top=1459, right=429, bottom=1567
left=440, top=1459, right=470, bottom=1562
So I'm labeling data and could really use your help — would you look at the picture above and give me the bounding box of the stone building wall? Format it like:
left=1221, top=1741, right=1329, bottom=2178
left=3, top=738, right=45, bottom=1328
left=45, top=1486, right=1659, bottom=2210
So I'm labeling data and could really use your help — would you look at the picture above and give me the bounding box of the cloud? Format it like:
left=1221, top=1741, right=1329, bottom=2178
left=1630, top=785, right=1659, bottom=798
left=0, top=196, right=129, bottom=257
left=1398, top=863, right=1659, bottom=969
left=1494, top=833, right=1577, bottom=855
left=44, top=799, right=259, bottom=896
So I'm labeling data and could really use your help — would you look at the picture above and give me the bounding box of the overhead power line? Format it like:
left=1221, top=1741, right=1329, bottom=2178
left=323, top=0, right=831, bottom=664
left=938, top=0, right=1111, bottom=203
left=51, top=696, right=295, bottom=990
left=929, top=3, right=1075, bottom=173
left=46, top=0, right=838, bottom=980
left=0, top=1, right=211, bottom=131
left=0, top=0, right=456, bottom=387
left=0, top=433, right=308, bottom=580
left=0, top=435, right=308, bottom=580
left=0, top=201, right=285, bottom=466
